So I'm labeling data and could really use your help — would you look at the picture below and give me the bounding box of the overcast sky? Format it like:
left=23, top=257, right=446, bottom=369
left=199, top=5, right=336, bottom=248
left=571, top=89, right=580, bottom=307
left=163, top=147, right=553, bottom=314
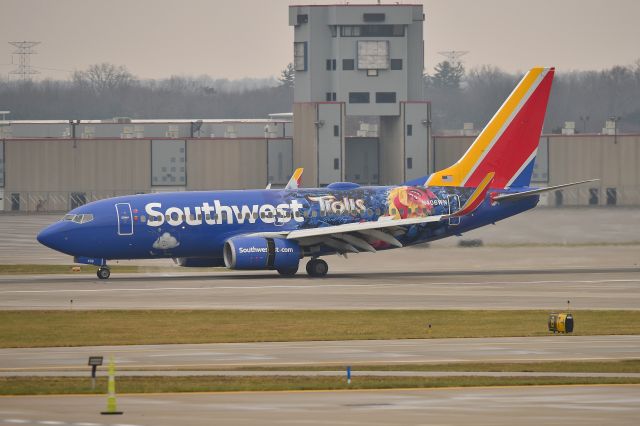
left=1, top=0, right=639, bottom=80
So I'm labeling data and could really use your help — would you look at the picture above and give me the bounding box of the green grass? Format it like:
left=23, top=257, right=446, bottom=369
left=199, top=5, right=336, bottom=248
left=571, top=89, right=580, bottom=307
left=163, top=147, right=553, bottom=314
left=1, top=375, right=639, bottom=396
left=1, top=310, right=639, bottom=348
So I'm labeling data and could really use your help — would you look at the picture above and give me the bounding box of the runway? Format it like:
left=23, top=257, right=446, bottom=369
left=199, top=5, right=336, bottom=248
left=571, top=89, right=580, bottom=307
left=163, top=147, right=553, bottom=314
left=2, top=335, right=639, bottom=372
left=1, top=385, right=639, bottom=425
left=1, top=261, right=638, bottom=310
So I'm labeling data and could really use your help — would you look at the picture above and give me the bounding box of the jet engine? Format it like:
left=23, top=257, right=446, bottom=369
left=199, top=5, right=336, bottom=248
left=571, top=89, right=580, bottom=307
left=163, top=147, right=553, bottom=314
left=223, top=236, right=301, bottom=275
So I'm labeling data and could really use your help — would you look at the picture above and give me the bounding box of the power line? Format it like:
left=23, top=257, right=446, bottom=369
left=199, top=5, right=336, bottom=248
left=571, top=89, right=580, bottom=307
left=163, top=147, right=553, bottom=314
left=437, top=51, right=469, bottom=66
left=8, top=41, right=41, bottom=80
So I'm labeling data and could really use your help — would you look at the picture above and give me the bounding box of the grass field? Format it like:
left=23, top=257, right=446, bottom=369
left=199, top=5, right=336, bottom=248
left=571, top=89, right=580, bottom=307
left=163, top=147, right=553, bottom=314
left=1, top=310, right=639, bottom=348
left=1, top=375, right=639, bottom=396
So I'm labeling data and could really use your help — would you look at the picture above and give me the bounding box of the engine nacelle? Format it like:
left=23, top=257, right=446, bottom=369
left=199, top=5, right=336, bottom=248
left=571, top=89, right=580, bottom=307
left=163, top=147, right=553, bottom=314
left=174, top=257, right=225, bottom=267
left=223, top=236, right=301, bottom=271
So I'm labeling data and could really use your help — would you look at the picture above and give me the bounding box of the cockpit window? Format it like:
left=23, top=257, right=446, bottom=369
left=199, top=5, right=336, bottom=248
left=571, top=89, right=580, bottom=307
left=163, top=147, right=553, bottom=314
left=61, top=213, right=94, bottom=224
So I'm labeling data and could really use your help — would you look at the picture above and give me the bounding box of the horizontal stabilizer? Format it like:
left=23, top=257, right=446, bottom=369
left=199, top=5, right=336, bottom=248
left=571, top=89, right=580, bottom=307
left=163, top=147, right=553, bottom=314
left=492, top=179, right=599, bottom=202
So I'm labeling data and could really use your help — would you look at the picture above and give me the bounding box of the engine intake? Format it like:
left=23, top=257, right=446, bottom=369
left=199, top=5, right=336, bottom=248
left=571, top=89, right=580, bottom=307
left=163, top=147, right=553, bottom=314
left=223, top=236, right=301, bottom=271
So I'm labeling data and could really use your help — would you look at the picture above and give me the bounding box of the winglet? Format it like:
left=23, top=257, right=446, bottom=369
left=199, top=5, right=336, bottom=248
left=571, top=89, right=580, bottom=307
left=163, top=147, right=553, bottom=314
left=285, top=167, right=304, bottom=190
left=452, top=172, right=495, bottom=217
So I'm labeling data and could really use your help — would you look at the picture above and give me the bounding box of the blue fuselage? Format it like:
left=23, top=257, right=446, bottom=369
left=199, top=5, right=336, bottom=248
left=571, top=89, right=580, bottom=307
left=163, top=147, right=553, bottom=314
left=37, top=184, right=539, bottom=264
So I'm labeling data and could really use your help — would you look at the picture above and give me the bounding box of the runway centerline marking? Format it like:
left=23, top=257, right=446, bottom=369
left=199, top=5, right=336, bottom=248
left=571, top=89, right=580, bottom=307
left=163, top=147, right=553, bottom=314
left=1, top=278, right=639, bottom=295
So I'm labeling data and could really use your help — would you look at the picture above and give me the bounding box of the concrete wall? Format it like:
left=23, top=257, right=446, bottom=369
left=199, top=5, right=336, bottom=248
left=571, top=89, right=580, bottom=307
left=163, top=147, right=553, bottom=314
left=379, top=115, right=403, bottom=185
left=1, top=137, right=290, bottom=211
left=293, top=103, right=319, bottom=187
left=186, top=139, right=268, bottom=190
left=433, top=134, right=640, bottom=206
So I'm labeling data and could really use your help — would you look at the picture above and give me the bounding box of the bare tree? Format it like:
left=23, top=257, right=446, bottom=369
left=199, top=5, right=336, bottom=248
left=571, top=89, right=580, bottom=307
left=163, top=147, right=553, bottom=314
left=72, top=63, right=136, bottom=94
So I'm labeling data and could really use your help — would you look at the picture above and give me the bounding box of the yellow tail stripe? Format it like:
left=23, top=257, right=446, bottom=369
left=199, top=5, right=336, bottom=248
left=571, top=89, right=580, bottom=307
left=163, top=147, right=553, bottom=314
left=427, top=67, right=545, bottom=187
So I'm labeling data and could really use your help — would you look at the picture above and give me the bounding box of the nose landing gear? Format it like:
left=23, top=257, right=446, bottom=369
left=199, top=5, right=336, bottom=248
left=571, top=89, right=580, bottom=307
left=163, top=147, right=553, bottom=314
left=97, top=267, right=111, bottom=280
left=306, top=258, right=328, bottom=278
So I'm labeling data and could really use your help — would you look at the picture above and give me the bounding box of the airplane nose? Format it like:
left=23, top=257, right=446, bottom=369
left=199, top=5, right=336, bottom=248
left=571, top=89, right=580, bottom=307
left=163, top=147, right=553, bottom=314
left=37, top=223, right=65, bottom=251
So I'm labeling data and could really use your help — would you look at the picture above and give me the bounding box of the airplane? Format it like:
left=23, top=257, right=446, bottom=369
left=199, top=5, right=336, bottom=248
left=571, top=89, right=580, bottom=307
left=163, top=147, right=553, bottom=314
left=37, top=67, right=595, bottom=279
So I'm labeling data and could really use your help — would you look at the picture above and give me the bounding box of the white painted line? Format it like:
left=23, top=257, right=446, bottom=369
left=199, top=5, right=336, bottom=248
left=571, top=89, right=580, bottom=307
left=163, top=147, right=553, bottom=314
left=4, top=420, right=30, bottom=424
left=1, top=278, right=639, bottom=295
left=72, top=422, right=103, bottom=426
left=37, top=421, right=66, bottom=425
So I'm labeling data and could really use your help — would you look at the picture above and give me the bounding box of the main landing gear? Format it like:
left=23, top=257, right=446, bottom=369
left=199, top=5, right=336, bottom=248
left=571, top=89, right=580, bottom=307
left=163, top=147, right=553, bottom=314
left=97, top=267, right=111, bottom=280
left=306, top=258, right=328, bottom=278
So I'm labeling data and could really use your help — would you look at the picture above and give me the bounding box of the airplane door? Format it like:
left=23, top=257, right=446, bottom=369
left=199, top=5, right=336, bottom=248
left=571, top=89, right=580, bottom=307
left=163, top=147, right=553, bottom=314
left=115, top=203, right=134, bottom=236
left=447, top=194, right=460, bottom=225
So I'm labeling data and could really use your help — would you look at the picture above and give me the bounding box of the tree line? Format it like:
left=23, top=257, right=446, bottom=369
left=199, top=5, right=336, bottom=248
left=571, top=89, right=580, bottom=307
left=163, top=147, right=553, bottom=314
left=426, top=60, right=640, bottom=133
left=1, top=61, right=639, bottom=134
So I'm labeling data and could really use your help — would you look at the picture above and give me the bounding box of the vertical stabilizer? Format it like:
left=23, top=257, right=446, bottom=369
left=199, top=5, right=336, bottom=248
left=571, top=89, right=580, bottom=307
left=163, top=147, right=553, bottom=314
left=427, top=67, right=555, bottom=189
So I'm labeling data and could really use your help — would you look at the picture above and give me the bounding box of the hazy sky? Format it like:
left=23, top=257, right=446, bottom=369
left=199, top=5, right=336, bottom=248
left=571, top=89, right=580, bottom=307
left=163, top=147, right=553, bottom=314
left=1, top=0, right=639, bottom=80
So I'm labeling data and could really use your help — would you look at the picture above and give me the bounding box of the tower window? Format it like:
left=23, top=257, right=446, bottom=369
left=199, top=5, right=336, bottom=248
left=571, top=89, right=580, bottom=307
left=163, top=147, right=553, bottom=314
left=294, top=42, right=307, bottom=71
left=342, top=59, right=355, bottom=70
left=349, top=92, right=370, bottom=103
left=375, top=92, right=396, bottom=103
left=407, top=124, right=413, bottom=136
left=391, top=59, right=403, bottom=70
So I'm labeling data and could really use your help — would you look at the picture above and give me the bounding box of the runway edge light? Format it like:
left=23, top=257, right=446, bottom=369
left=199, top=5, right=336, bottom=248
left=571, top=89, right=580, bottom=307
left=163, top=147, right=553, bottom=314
left=100, top=357, right=123, bottom=415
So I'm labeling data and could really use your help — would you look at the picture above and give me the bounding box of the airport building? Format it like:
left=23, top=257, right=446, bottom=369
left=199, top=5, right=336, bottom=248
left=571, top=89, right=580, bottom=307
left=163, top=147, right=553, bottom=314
left=1, top=3, right=639, bottom=211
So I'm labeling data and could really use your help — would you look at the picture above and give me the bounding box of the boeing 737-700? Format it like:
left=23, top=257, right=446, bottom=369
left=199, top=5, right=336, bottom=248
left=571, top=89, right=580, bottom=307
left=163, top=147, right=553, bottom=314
left=37, top=67, right=594, bottom=279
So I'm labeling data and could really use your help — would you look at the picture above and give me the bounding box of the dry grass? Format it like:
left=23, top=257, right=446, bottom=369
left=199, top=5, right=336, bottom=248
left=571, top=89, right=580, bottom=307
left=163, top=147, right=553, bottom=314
left=1, top=375, right=639, bottom=396
left=1, top=310, right=639, bottom=348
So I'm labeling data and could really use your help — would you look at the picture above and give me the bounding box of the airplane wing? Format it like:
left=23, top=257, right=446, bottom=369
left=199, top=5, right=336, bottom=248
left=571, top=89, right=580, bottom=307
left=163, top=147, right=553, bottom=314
left=281, top=172, right=495, bottom=254
left=285, top=167, right=304, bottom=190
left=493, top=179, right=598, bottom=202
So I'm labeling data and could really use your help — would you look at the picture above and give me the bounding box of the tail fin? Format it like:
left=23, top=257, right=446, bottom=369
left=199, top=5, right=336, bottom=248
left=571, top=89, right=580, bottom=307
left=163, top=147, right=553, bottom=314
left=427, top=67, right=555, bottom=189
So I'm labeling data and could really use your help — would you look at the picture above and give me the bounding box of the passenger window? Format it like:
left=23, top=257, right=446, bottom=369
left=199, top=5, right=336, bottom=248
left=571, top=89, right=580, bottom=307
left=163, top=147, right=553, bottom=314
left=253, top=212, right=258, bottom=220
left=311, top=210, right=318, bottom=218
left=205, top=213, right=211, bottom=221
left=140, top=215, right=146, bottom=222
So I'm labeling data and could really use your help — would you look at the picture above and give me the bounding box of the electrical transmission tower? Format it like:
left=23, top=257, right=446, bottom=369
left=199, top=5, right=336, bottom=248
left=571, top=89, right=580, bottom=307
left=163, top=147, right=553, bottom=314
left=437, top=50, right=469, bottom=66
left=9, top=41, right=41, bottom=80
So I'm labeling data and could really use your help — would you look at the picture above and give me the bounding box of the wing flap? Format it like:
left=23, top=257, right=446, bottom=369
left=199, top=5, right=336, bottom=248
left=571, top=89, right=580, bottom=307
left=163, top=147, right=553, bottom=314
left=286, top=214, right=447, bottom=241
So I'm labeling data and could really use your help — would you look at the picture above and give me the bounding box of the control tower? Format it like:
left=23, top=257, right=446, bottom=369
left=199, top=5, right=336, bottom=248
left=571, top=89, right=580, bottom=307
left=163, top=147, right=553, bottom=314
left=289, top=3, right=430, bottom=186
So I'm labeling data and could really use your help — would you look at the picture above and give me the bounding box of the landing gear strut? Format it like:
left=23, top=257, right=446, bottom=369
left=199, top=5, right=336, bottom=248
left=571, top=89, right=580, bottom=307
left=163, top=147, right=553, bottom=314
left=306, top=258, right=328, bottom=278
left=97, top=267, right=111, bottom=280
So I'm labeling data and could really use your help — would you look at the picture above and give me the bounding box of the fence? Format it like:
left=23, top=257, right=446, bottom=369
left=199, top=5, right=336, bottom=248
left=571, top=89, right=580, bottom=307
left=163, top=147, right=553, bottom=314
left=2, top=191, right=150, bottom=213
left=3, top=186, right=640, bottom=214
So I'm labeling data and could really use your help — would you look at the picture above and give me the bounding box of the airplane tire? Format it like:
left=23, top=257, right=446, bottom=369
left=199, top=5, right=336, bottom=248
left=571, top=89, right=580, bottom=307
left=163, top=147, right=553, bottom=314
left=97, top=267, right=111, bottom=280
left=306, top=259, right=328, bottom=278
left=277, top=266, right=298, bottom=277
